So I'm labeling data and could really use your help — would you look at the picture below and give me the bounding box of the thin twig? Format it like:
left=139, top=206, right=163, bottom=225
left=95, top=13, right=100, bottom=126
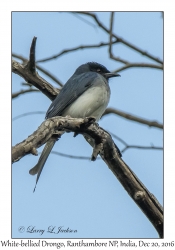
left=108, top=13, right=162, bottom=71
left=71, top=12, right=97, bottom=29
left=12, top=111, right=45, bottom=121
left=12, top=89, right=39, bottom=99
left=109, top=12, right=120, bottom=62
left=103, top=107, right=163, bottom=129
left=76, top=12, right=163, bottom=65
left=51, top=151, right=94, bottom=160
left=109, top=132, right=128, bottom=146
left=36, top=41, right=118, bottom=63
left=109, top=131, right=162, bottom=153
left=115, top=63, right=163, bottom=73
left=121, top=145, right=163, bottom=153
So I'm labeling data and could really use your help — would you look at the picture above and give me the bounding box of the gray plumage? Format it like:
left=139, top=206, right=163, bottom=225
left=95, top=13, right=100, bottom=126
left=29, top=62, right=120, bottom=192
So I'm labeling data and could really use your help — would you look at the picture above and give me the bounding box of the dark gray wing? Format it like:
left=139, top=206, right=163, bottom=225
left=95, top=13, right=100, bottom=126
left=46, top=71, right=99, bottom=119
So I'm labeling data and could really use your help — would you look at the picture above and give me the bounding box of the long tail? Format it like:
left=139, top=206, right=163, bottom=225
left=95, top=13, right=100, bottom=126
left=29, top=137, right=57, bottom=192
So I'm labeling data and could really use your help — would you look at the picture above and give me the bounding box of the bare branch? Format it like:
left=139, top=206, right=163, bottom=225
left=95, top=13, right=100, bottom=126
left=110, top=132, right=128, bottom=145
left=12, top=117, right=94, bottom=162
left=12, top=88, right=39, bottom=99
left=109, top=12, right=114, bottom=51
left=108, top=14, right=163, bottom=72
left=109, top=12, right=124, bottom=63
left=51, top=151, right=93, bottom=160
left=12, top=107, right=163, bottom=130
left=12, top=116, right=163, bottom=237
left=110, top=132, right=162, bottom=153
left=111, top=133, right=162, bottom=150
left=12, top=111, right=45, bottom=121
left=76, top=12, right=163, bottom=65
left=12, top=59, right=58, bottom=101
left=36, top=41, right=118, bottom=63
left=71, top=12, right=97, bottom=29
left=115, top=63, right=163, bottom=72
left=52, top=146, right=162, bottom=159
left=12, top=37, right=61, bottom=99
left=12, top=110, right=162, bottom=155
left=103, top=107, right=163, bottom=129
left=122, top=145, right=163, bottom=153
left=12, top=53, right=63, bottom=87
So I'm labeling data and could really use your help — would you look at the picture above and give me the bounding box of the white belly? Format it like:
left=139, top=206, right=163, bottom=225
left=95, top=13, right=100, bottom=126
left=62, top=84, right=110, bottom=121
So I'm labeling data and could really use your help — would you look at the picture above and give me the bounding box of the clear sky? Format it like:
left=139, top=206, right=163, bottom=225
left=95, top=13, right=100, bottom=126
left=12, top=12, right=163, bottom=239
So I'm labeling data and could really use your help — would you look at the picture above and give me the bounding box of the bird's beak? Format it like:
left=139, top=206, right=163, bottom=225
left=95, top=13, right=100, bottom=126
left=103, top=72, right=121, bottom=79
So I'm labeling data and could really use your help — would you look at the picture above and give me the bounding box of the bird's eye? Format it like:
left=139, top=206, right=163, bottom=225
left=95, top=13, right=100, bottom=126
left=97, top=68, right=101, bottom=72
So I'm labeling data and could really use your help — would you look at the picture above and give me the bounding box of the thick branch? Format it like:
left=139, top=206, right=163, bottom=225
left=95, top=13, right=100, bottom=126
left=12, top=116, right=163, bottom=237
left=12, top=59, right=58, bottom=101
left=12, top=37, right=61, bottom=100
left=12, top=53, right=63, bottom=87
left=12, top=117, right=94, bottom=163
left=12, top=108, right=163, bottom=130
left=103, top=107, right=163, bottom=129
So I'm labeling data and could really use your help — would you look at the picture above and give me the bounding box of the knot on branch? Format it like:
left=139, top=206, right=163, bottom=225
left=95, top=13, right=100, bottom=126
left=134, top=190, right=146, bottom=201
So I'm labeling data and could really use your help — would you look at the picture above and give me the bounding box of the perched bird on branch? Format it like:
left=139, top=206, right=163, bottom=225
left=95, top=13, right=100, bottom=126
left=29, top=62, right=120, bottom=192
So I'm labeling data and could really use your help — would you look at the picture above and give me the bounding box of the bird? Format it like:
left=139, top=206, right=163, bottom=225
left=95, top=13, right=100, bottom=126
left=29, top=62, right=120, bottom=192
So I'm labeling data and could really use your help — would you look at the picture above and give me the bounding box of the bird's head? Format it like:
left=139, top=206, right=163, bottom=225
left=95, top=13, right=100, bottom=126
left=74, top=62, right=120, bottom=79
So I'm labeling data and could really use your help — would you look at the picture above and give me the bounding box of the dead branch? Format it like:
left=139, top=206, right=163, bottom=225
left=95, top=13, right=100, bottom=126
left=12, top=52, right=63, bottom=88
left=12, top=54, right=59, bottom=101
left=12, top=116, right=163, bottom=237
left=12, top=111, right=163, bottom=155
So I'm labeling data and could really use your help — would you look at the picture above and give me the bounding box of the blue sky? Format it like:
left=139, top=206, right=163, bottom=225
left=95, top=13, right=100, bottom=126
left=12, top=12, right=163, bottom=239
